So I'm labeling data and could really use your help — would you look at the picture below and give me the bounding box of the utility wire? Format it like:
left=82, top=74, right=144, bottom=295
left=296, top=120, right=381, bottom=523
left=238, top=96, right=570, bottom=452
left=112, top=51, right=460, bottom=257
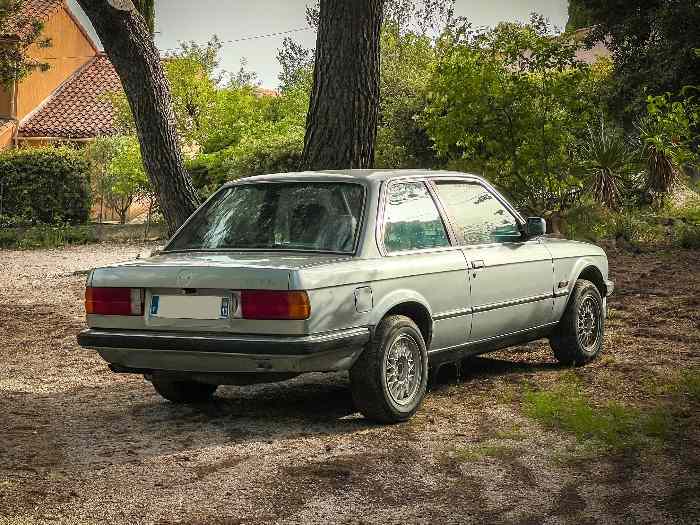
left=40, top=26, right=313, bottom=60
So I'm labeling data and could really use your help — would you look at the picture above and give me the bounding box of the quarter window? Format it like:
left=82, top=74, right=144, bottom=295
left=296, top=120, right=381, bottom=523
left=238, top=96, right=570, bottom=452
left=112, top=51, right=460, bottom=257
left=383, top=181, right=450, bottom=252
left=435, top=182, right=522, bottom=245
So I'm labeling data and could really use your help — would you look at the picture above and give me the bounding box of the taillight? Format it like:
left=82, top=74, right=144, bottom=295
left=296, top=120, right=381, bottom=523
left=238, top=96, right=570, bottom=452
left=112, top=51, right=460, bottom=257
left=85, top=287, right=144, bottom=316
left=241, top=290, right=311, bottom=320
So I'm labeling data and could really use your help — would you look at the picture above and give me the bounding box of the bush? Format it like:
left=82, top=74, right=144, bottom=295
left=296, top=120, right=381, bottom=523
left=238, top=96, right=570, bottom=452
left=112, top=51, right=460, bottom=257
left=673, top=222, right=700, bottom=248
left=565, top=201, right=667, bottom=246
left=230, top=135, right=302, bottom=179
left=187, top=134, right=303, bottom=198
left=602, top=211, right=666, bottom=245
left=0, top=147, right=91, bottom=226
left=664, top=198, right=700, bottom=248
left=565, top=201, right=611, bottom=242
left=0, top=224, right=98, bottom=249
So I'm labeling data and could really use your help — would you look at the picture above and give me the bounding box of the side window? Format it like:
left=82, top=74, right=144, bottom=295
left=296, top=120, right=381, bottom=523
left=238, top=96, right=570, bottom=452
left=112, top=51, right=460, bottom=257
left=383, top=181, right=450, bottom=253
left=435, top=182, right=522, bottom=245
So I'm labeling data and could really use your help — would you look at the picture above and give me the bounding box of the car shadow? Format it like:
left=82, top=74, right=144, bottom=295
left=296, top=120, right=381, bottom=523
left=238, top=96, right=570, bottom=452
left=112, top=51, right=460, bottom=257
left=2, top=372, right=372, bottom=473
left=429, top=354, right=566, bottom=389
left=3, top=355, right=567, bottom=472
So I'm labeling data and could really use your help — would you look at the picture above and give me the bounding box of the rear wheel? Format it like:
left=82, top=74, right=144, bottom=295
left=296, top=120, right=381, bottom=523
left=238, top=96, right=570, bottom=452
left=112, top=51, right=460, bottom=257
left=549, top=279, right=605, bottom=366
left=150, top=377, right=218, bottom=403
left=350, top=315, right=428, bottom=423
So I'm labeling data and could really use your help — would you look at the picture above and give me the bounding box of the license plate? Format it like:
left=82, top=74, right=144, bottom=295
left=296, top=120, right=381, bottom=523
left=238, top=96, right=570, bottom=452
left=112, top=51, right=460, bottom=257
left=149, top=295, right=231, bottom=320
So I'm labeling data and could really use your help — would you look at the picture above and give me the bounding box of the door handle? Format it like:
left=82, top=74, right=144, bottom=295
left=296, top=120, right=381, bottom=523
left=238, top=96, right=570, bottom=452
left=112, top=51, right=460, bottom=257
left=471, top=260, right=485, bottom=269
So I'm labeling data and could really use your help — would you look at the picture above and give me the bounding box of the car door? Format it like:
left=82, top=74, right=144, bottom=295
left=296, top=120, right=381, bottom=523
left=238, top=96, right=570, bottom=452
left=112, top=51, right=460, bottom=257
left=432, top=178, right=555, bottom=343
left=377, top=179, right=472, bottom=351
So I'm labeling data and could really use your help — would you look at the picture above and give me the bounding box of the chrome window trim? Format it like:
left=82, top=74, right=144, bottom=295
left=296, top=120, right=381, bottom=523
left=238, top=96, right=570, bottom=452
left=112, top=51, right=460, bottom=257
left=430, top=176, right=526, bottom=247
left=376, top=176, right=458, bottom=257
left=432, top=292, right=555, bottom=321
left=472, top=292, right=553, bottom=313
left=433, top=307, right=472, bottom=321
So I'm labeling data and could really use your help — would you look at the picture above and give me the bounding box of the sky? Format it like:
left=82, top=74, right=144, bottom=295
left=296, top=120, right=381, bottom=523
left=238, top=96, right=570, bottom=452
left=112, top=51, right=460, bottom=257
left=67, top=0, right=569, bottom=89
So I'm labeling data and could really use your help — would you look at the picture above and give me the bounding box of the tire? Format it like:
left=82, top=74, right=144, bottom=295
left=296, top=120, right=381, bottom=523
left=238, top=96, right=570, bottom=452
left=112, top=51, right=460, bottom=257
left=350, top=315, right=428, bottom=423
left=549, top=279, right=605, bottom=366
left=151, top=377, right=218, bottom=403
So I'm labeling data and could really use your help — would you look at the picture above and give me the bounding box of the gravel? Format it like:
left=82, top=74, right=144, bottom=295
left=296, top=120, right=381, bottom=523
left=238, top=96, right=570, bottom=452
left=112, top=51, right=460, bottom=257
left=0, top=243, right=698, bottom=524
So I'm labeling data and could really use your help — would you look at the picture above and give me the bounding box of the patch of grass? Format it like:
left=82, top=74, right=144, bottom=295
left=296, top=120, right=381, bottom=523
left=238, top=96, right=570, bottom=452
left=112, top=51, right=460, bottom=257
left=673, top=222, right=700, bottom=249
left=522, top=376, right=673, bottom=451
left=494, top=423, right=527, bottom=441
left=550, top=442, right=601, bottom=466
left=494, top=383, right=520, bottom=405
left=677, top=370, right=700, bottom=403
left=640, top=369, right=700, bottom=400
left=454, top=443, right=519, bottom=462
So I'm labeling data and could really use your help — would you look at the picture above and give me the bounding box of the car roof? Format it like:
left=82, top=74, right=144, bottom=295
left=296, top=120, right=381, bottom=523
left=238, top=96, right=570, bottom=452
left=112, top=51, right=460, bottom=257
left=226, top=169, right=488, bottom=186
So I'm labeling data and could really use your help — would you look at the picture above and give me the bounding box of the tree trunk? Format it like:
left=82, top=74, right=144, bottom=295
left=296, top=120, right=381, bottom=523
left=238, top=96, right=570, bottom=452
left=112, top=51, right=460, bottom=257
left=302, top=0, right=385, bottom=170
left=76, top=0, right=200, bottom=235
left=133, top=0, right=155, bottom=34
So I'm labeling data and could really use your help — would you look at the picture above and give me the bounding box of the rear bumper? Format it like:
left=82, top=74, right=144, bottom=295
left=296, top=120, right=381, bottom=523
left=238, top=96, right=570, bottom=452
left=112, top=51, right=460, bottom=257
left=77, top=327, right=370, bottom=374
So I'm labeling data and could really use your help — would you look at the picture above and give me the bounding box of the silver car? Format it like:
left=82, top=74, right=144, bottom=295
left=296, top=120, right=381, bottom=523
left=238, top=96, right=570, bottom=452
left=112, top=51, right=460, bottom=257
left=78, top=170, right=613, bottom=422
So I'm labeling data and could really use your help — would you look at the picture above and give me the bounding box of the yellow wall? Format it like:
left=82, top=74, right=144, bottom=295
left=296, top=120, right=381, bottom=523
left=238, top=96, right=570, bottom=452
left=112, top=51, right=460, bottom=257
left=16, top=6, right=96, bottom=120
left=0, top=123, right=15, bottom=148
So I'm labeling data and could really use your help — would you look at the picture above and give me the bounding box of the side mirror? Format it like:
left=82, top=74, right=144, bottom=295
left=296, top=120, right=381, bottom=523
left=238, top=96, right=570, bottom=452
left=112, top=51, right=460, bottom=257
left=526, top=217, right=547, bottom=237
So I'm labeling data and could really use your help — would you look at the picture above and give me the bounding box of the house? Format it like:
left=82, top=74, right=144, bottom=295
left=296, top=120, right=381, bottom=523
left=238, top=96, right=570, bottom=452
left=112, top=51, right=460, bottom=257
left=572, top=28, right=612, bottom=65
left=0, top=0, right=120, bottom=149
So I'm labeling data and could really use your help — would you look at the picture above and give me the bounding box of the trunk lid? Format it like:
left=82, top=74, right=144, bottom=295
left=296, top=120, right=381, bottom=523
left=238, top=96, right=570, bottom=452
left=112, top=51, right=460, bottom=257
left=87, top=251, right=349, bottom=335
left=90, top=251, right=349, bottom=290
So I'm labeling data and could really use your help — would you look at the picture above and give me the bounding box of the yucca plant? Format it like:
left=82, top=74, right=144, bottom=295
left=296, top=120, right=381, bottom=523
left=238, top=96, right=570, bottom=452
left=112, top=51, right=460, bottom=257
left=580, top=120, right=637, bottom=210
left=637, top=118, right=680, bottom=196
left=636, top=92, right=699, bottom=202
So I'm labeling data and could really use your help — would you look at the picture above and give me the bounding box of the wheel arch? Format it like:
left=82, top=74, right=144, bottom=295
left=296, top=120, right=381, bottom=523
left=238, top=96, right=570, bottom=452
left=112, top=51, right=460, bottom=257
left=576, top=264, right=607, bottom=298
left=370, top=291, right=433, bottom=348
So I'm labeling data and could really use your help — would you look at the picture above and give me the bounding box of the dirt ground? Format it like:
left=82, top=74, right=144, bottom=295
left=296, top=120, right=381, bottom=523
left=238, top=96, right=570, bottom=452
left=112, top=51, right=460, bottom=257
left=0, top=243, right=698, bottom=524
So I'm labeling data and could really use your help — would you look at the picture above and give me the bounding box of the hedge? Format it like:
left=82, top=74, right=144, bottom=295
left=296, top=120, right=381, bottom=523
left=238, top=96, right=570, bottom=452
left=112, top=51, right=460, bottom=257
left=0, top=147, right=91, bottom=227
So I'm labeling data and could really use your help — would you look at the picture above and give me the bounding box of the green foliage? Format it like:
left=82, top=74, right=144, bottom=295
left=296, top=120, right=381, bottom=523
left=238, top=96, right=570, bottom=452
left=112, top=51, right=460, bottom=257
left=0, top=147, right=90, bottom=227
left=579, top=0, right=700, bottom=119
left=564, top=200, right=612, bottom=241
left=579, top=120, right=639, bottom=210
left=522, top=374, right=672, bottom=451
left=453, top=443, right=519, bottom=462
left=376, top=22, right=440, bottom=169
left=566, top=0, right=594, bottom=31
left=600, top=210, right=665, bottom=245
left=288, top=1, right=458, bottom=171
left=163, top=38, right=222, bottom=149
left=108, top=34, right=306, bottom=196
left=85, top=136, right=151, bottom=224
left=673, top=223, right=700, bottom=249
left=276, top=37, right=313, bottom=93
left=678, top=370, right=700, bottom=403
left=0, top=0, right=52, bottom=86
left=638, top=89, right=700, bottom=198
left=0, top=224, right=97, bottom=249
left=187, top=78, right=308, bottom=195
left=425, top=15, right=609, bottom=214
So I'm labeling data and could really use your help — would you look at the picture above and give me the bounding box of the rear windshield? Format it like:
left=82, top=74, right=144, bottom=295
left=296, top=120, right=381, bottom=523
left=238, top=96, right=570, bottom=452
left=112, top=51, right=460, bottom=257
left=166, top=182, right=365, bottom=253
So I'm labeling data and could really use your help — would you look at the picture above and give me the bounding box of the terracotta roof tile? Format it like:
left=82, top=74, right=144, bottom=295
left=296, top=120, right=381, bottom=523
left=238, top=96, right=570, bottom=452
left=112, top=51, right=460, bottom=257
left=19, top=54, right=123, bottom=139
left=1, top=0, right=64, bottom=38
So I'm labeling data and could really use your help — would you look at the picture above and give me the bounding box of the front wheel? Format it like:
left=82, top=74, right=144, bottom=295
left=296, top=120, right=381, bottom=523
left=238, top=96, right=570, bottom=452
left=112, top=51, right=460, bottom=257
left=150, top=377, right=218, bottom=403
left=549, top=279, right=605, bottom=366
left=350, top=315, right=428, bottom=423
